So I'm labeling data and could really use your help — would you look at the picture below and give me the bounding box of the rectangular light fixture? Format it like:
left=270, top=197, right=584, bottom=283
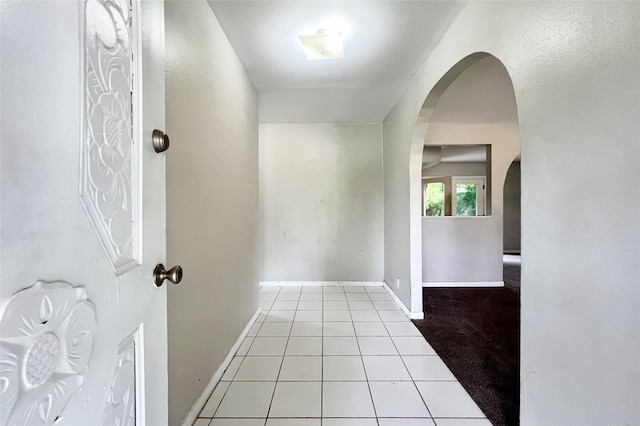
left=299, top=31, right=345, bottom=60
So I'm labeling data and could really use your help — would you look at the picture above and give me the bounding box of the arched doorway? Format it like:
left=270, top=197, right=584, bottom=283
left=409, top=53, right=521, bottom=425
left=408, top=52, right=521, bottom=315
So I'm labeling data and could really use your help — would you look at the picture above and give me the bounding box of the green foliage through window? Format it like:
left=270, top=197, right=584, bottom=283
left=425, top=182, right=445, bottom=216
left=456, top=184, right=477, bottom=216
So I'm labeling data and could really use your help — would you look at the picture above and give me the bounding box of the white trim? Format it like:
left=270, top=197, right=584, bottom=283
left=134, top=323, right=145, bottom=426
left=422, top=281, right=504, bottom=287
left=260, top=281, right=384, bottom=287
left=382, top=282, right=424, bottom=320
left=180, top=308, right=261, bottom=426
left=451, top=177, right=486, bottom=217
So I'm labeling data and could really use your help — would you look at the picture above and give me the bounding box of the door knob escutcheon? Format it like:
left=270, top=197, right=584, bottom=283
left=154, top=264, right=183, bottom=287
left=152, top=129, right=170, bottom=153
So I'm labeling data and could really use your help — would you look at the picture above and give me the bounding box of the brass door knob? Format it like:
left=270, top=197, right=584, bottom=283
left=153, top=264, right=183, bottom=287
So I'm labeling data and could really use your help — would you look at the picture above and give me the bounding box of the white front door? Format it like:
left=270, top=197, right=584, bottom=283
left=0, top=0, right=169, bottom=425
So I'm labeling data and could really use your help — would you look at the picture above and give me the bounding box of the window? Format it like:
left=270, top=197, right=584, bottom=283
left=421, top=144, right=491, bottom=217
left=452, top=178, right=485, bottom=216
left=424, top=181, right=445, bottom=216
left=422, top=177, right=485, bottom=217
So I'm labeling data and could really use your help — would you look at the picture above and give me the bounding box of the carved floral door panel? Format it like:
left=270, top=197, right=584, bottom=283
left=0, top=0, right=167, bottom=425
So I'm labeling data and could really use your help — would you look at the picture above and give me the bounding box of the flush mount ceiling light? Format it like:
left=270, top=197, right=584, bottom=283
left=298, top=30, right=345, bottom=60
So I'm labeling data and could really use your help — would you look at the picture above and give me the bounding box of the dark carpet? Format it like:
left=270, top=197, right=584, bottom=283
left=412, top=259, right=520, bottom=426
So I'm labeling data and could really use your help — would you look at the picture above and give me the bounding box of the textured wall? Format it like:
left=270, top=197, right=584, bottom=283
left=383, top=1, right=640, bottom=423
left=165, top=2, right=259, bottom=424
left=260, top=123, right=384, bottom=282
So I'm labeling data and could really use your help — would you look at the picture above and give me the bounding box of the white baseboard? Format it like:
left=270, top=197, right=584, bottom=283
left=260, top=281, right=384, bottom=287
left=381, top=282, right=424, bottom=320
left=180, top=308, right=261, bottom=426
left=422, top=281, right=504, bottom=288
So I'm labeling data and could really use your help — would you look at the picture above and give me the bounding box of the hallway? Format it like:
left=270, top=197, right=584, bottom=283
left=192, top=285, right=490, bottom=426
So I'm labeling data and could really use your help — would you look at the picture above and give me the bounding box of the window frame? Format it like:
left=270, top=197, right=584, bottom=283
left=452, top=177, right=486, bottom=217
left=422, top=176, right=488, bottom=217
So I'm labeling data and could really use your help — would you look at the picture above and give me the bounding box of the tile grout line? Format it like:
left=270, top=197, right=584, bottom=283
left=260, top=290, right=280, bottom=425
left=367, top=287, right=437, bottom=423
left=208, top=287, right=284, bottom=422
left=320, top=288, right=324, bottom=421
left=387, top=317, right=436, bottom=421
left=258, top=286, right=283, bottom=425
left=354, top=287, right=380, bottom=425
left=367, top=289, right=383, bottom=426
left=263, top=286, right=297, bottom=423
left=209, top=285, right=483, bottom=425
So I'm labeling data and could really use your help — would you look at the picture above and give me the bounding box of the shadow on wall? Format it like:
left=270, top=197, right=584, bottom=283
left=503, top=161, right=521, bottom=254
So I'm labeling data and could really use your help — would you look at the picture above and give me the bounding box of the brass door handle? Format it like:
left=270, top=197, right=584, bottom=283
left=153, top=264, right=183, bottom=287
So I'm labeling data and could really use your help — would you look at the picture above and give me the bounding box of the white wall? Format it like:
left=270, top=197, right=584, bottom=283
left=165, top=2, right=259, bottom=424
left=383, top=1, right=640, bottom=423
left=422, top=217, right=502, bottom=283
left=260, top=124, right=384, bottom=282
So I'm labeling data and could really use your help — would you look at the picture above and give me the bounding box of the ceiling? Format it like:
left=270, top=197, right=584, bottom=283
left=442, top=145, right=486, bottom=163
left=208, top=1, right=468, bottom=123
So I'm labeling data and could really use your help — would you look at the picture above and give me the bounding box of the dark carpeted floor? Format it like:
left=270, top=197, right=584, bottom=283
left=412, top=258, right=520, bottom=426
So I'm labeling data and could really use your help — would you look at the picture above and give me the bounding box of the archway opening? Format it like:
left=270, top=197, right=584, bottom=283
left=409, top=53, right=521, bottom=425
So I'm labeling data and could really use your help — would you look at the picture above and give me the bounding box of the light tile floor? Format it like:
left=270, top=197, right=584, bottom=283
left=194, top=285, right=491, bottom=426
